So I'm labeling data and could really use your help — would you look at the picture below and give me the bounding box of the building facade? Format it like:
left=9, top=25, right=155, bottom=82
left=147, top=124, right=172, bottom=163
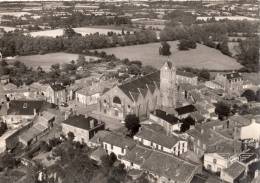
left=98, top=61, right=177, bottom=120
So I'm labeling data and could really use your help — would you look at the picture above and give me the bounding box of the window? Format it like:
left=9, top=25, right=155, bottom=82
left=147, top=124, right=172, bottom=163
left=113, top=96, right=121, bottom=104
left=131, top=162, right=133, bottom=166
left=111, top=145, right=113, bottom=150
left=104, top=144, right=107, bottom=150
left=121, top=148, right=124, bottom=154
left=213, top=159, right=217, bottom=164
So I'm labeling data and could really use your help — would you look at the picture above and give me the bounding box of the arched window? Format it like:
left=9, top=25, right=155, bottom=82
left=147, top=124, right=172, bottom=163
left=113, top=96, right=121, bottom=104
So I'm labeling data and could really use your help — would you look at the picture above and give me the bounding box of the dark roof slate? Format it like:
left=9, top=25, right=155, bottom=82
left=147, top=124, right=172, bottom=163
left=62, top=115, right=102, bottom=130
left=7, top=100, right=44, bottom=115
left=175, top=105, right=197, bottom=115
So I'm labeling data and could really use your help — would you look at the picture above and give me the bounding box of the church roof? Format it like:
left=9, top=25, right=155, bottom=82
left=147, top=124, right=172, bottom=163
left=118, top=71, right=160, bottom=102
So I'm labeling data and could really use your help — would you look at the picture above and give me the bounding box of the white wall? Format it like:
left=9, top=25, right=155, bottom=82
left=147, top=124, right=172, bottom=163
left=240, top=120, right=260, bottom=141
left=103, top=142, right=126, bottom=158
left=62, top=123, right=90, bottom=143
left=204, top=153, right=230, bottom=173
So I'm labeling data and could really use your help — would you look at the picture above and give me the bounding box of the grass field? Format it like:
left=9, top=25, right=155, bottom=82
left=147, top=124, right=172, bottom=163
left=16, top=52, right=98, bottom=71
left=29, top=27, right=123, bottom=37
left=97, top=41, right=243, bottom=70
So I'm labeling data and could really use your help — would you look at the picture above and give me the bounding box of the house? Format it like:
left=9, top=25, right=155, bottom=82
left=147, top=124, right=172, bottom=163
left=2, top=100, right=45, bottom=127
left=220, top=161, right=246, bottom=183
left=0, top=129, right=19, bottom=153
left=88, top=130, right=112, bottom=148
left=121, top=145, right=152, bottom=170
left=5, top=86, right=39, bottom=100
left=61, top=115, right=105, bottom=144
left=19, top=111, right=55, bottom=146
left=75, top=87, right=101, bottom=106
left=187, top=120, right=242, bottom=157
left=142, top=150, right=201, bottom=183
left=75, top=79, right=116, bottom=106
left=204, top=153, right=238, bottom=173
left=134, top=127, right=187, bottom=156
left=102, top=132, right=136, bottom=158
left=215, top=72, right=243, bottom=95
left=176, top=70, right=198, bottom=86
left=174, top=105, right=197, bottom=119
left=46, top=84, right=67, bottom=105
left=149, top=109, right=181, bottom=134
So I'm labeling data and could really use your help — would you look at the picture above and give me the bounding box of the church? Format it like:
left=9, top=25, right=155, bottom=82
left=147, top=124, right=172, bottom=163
left=98, top=61, right=194, bottom=120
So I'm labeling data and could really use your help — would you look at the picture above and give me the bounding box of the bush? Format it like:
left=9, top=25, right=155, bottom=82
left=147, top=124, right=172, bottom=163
left=159, top=41, right=171, bottom=56
left=125, top=114, right=140, bottom=136
left=178, top=39, right=197, bottom=51
left=241, top=89, right=256, bottom=102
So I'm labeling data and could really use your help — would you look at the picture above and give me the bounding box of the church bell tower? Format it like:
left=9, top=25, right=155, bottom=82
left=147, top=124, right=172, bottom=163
left=160, top=61, right=176, bottom=108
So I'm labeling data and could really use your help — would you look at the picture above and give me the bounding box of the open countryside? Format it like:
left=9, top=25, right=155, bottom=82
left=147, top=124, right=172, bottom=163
left=16, top=52, right=99, bottom=71
left=97, top=41, right=243, bottom=70
left=28, top=27, right=123, bottom=37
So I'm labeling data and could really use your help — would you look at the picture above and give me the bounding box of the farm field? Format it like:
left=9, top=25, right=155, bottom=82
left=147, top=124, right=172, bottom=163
left=97, top=41, right=243, bottom=70
left=28, top=27, right=123, bottom=37
left=0, top=26, right=16, bottom=32
left=16, top=52, right=98, bottom=71
left=197, top=16, right=259, bottom=21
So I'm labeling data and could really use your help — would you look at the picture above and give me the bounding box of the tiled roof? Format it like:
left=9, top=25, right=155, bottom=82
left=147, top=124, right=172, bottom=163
left=135, top=127, right=181, bottom=148
left=62, top=115, right=102, bottom=131
left=19, top=123, right=48, bottom=143
left=118, top=71, right=160, bottom=102
left=175, top=105, right=197, bottom=115
left=103, top=133, right=136, bottom=149
left=142, top=150, right=198, bottom=182
left=154, top=109, right=179, bottom=125
left=122, top=145, right=152, bottom=166
left=222, top=161, right=245, bottom=179
left=7, top=100, right=44, bottom=115
left=89, top=130, right=112, bottom=145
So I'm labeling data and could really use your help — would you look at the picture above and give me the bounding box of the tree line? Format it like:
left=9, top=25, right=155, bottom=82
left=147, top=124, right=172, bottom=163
left=1, top=11, right=132, bottom=30
left=0, top=29, right=157, bottom=57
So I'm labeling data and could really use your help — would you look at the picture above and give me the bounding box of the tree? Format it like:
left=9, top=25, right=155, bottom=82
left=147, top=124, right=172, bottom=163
left=178, top=39, right=197, bottom=51
left=180, top=116, right=195, bottom=132
left=215, top=101, right=231, bottom=119
left=101, top=153, right=117, bottom=168
left=124, top=114, right=140, bottom=136
left=159, top=41, right=171, bottom=56
left=77, top=54, right=87, bottom=67
left=67, top=132, right=75, bottom=141
left=241, top=89, right=256, bottom=102
left=198, top=69, right=210, bottom=81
